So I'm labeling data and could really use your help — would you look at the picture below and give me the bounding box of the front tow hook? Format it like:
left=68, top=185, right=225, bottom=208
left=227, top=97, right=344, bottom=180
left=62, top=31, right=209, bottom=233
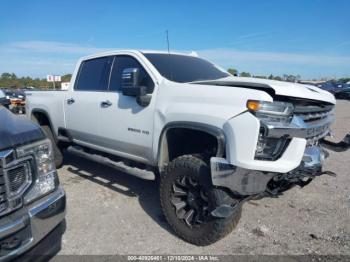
left=211, top=196, right=255, bottom=218
left=211, top=204, right=236, bottom=218
left=320, top=133, right=350, bottom=152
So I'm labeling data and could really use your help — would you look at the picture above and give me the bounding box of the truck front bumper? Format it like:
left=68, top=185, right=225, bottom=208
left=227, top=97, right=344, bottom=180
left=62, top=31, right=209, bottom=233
left=211, top=135, right=350, bottom=196
left=210, top=145, right=326, bottom=196
left=213, top=110, right=348, bottom=196
left=0, top=187, right=66, bottom=261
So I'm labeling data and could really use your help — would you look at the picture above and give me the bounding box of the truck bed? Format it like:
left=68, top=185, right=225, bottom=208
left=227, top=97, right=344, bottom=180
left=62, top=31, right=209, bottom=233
left=25, top=90, right=67, bottom=135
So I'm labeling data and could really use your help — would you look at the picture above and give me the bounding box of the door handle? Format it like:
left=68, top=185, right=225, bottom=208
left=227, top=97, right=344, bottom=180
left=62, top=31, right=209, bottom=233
left=101, top=100, right=112, bottom=108
left=67, top=98, right=75, bottom=104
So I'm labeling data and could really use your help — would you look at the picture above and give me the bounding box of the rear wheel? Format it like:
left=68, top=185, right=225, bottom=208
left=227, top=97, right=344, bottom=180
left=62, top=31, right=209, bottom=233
left=160, top=155, right=242, bottom=246
left=41, top=125, right=63, bottom=168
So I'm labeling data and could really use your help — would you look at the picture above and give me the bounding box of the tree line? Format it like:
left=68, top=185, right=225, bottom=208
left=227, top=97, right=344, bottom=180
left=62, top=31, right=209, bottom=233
left=0, top=73, right=72, bottom=89
left=227, top=68, right=350, bottom=83
left=227, top=68, right=297, bottom=82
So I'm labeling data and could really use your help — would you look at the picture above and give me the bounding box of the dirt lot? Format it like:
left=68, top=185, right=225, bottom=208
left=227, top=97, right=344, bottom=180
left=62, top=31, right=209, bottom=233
left=58, top=100, right=350, bottom=255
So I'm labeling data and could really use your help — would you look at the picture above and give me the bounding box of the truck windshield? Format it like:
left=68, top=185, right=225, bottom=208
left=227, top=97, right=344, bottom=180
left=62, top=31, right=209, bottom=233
left=143, top=53, right=230, bottom=83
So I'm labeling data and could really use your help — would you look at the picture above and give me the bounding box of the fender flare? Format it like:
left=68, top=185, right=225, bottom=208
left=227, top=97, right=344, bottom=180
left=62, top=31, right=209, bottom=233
left=157, top=121, right=226, bottom=168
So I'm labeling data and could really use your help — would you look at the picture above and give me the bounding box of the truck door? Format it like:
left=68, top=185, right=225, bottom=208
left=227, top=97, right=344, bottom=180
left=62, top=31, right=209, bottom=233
left=65, top=56, right=113, bottom=145
left=98, top=55, right=156, bottom=164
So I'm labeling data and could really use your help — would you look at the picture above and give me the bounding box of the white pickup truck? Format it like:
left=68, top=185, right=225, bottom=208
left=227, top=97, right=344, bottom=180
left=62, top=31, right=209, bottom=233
left=26, top=50, right=349, bottom=245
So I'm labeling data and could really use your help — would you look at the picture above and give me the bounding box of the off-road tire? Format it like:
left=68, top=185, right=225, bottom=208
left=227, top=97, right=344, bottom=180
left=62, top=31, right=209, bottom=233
left=160, top=155, right=242, bottom=246
left=41, top=125, right=63, bottom=168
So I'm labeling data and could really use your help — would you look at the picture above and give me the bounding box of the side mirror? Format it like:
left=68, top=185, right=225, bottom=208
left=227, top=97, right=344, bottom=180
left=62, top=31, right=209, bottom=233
left=121, top=68, right=146, bottom=97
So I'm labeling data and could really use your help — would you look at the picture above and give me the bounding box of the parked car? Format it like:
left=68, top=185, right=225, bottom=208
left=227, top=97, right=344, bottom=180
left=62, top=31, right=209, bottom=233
left=334, top=87, right=350, bottom=99
left=25, top=50, right=349, bottom=245
left=5, top=89, right=26, bottom=114
left=5, top=89, right=26, bottom=100
left=0, top=90, right=10, bottom=109
left=0, top=105, right=66, bottom=260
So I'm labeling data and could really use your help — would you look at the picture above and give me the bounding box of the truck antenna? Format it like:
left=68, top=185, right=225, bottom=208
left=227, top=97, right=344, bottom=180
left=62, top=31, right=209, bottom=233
left=166, top=30, right=173, bottom=80
left=166, top=30, right=170, bottom=54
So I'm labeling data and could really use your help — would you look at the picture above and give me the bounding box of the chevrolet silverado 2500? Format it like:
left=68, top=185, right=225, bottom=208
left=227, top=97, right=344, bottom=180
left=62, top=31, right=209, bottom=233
left=0, top=106, right=65, bottom=260
left=25, top=50, right=349, bottom=245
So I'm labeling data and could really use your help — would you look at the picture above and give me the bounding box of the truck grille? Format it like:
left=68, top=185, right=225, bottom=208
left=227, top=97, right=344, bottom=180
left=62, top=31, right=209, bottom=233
left=294, top=104, right=333, bottom=123
left=0, top=150, right=32, bottom=217
left=7, top=164, right=29, bottom=192
left=0, top=179, right=7, bottom=213
left=294, top=104, right=334, bottom=145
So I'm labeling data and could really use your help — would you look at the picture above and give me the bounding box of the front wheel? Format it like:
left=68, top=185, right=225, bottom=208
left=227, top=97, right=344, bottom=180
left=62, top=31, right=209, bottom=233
left=160, top=155, right=242, bottom=246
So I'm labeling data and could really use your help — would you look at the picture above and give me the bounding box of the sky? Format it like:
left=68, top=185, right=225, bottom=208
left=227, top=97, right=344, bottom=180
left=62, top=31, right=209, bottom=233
left=0, top=0, right=349, bottom=79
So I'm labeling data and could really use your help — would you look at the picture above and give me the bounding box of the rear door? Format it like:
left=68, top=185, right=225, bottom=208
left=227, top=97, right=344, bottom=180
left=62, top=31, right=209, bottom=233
left=98, top=55, right=157, bottom=163
left=65, top=56, right=113, bottom=145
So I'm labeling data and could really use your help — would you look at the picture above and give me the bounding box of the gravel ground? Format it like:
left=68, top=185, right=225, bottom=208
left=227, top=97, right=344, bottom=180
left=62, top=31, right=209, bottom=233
left=58, top=100, right=350, bottom=255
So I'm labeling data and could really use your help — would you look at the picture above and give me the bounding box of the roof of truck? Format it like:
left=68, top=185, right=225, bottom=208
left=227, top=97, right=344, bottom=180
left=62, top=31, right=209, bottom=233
left=141, top=50, right=198, bottom=56
left=80, top=50, right=198, bottom=61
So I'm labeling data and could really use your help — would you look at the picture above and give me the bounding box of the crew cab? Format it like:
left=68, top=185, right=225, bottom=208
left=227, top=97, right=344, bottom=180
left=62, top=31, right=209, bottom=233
left=25, top=50, right=349, bottom=245
left=0, top=106, right=65, bottom=260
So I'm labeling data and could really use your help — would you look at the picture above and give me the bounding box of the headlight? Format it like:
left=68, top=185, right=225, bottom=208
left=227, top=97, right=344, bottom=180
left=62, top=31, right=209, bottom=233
left=255, top=131, right=290, bottom=160
left=17, top=139, right=58, bottom=204
left=247, top=100, right=294, bottom=116
left=247, top=100, right=293, bottom=160
left=247, top=100, right=294, bottom=123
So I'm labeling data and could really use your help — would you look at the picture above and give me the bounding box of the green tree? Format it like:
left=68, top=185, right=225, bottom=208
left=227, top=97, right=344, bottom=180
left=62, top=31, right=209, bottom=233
left=285, top=75, right=299, bottom=82
left=273, top=76, right=282, bottom=81
left=61, top=74, right=72, bottom=82
left=227, top=68, right=238, bottom=76
left=240, top=72, right=251, bottom=77
left=254, top=75, right=267, bottom=79
left=1, top=73, right=12, bottom=79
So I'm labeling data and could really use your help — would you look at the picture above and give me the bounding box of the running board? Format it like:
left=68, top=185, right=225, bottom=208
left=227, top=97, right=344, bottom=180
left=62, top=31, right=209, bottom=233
left=67, top=146, right=155, bottom=180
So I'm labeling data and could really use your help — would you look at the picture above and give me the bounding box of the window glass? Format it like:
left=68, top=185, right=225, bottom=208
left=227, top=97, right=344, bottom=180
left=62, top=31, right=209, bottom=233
left=109, top=55, right=154, bottom=93
left=144, top=53, right=230, bottom=83
left=75, top=56, right=113, bottom=91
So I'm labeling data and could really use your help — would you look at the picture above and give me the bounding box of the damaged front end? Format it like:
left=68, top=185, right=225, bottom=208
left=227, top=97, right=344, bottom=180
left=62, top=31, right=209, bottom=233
left=210, top=136, right=349, bottom=218
left=210, top=143, right=336, bottom=197
left=210, top=99, right=350, bottom=217
left=265, top=145, right=335, bottom=197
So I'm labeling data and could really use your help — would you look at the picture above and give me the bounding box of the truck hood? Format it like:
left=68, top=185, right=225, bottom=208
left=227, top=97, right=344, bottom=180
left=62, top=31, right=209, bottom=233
left=0, top=106, right=45, bottom=151
left=192, top=76, right=336, bottom=104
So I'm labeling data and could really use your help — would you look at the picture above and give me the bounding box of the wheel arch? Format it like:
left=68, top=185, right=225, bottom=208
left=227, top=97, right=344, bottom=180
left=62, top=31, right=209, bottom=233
left=157, top=122, right=226, bottom=171
left=31, top=109, right=57, bottom=141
